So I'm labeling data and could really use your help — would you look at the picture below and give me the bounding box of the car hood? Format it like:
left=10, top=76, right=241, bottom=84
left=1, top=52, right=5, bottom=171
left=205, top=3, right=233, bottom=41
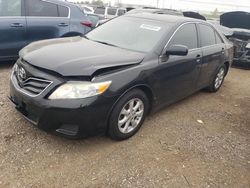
left=220, top=11, right=250, bottom=30
left=20, top=37, right=145, bottom=77
left=183, top=11, right=206, bottom=20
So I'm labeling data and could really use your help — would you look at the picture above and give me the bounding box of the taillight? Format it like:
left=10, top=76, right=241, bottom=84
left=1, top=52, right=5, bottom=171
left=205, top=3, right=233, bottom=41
left=81, top=21, right=92, bottom=28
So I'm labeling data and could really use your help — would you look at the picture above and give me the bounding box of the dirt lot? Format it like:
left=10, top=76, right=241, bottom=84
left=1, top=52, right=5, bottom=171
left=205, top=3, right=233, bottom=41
left=0, top=63, right=249, bottom=188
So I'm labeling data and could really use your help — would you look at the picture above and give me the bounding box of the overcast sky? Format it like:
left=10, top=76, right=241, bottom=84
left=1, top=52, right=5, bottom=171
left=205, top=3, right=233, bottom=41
left=68, top=0, right=250, bottom=12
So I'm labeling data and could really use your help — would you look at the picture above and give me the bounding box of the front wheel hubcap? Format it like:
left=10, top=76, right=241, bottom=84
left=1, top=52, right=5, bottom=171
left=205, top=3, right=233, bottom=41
left=215, top=68, right=225, bottom=89
left=118, top=98, right=144, bottom=134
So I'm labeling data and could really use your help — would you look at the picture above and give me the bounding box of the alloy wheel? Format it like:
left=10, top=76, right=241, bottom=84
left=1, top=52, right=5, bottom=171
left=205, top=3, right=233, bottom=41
left=118, top=98, right=144, bottom=134
left=214, top=67, right=225, bottom=89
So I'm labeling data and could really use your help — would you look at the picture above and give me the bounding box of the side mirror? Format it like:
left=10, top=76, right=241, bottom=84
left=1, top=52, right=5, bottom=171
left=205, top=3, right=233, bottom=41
left=166, top=45, right=188, bottom=56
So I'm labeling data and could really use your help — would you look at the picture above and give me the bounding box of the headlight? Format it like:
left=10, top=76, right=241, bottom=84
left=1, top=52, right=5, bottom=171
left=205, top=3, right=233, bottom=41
left=48, top=81, right=112, bottom=99
left=12, top=63, right=18, bottom=74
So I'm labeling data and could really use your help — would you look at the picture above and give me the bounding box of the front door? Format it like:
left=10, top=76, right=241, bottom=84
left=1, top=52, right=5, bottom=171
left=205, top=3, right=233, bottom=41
left=154, top=23, right=202, bottom=105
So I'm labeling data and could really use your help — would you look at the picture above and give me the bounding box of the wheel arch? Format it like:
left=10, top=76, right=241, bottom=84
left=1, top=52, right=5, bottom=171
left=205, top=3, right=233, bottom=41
left=105, top=84, right=155, bottom=133
left=224, top=61, right=230, bottom=75
left=113, top=84, right=155, bottom=114
left=136, top=85, right=154, bottom=114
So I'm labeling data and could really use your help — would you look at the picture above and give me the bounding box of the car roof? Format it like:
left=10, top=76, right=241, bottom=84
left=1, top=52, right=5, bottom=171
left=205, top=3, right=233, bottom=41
left=45, top=0, right=75, bottom=7
left=106, top=7, right=126, bottom=10
left=128, top=8, right=183, bottom=16
left=124, top=13, right=207, bottom=24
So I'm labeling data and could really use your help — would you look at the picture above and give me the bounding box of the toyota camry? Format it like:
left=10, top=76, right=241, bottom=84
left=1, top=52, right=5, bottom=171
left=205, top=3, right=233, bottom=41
left=9, top=14, right=233, bottom=140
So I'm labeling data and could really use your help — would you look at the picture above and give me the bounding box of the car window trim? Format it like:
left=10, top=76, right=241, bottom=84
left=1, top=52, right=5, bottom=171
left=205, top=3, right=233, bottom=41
left=214, top=30, right=224, bottom=44
left=200, top=43, right=224, bottom=50
left=25, top=0, right=70, bottom=18
left=162, top=21, right=200, bottom=54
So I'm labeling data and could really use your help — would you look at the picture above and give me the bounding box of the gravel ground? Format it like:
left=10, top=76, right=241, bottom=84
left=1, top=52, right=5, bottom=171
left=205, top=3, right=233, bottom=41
left=0, top=63, right=249, bottom=188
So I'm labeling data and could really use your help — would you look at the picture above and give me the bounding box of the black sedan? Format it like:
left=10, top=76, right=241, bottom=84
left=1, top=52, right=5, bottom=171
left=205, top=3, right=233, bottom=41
left=9, top=14, right=233, bottom=140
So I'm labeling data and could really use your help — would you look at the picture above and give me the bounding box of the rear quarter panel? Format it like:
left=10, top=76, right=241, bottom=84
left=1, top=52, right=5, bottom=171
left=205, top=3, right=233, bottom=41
left=225, top=42, right=234, bottom=65
left=69, top=6, right=91, bottom=35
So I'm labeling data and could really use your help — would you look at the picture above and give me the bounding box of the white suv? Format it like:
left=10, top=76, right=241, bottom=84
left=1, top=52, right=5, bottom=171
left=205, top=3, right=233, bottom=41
left=94, top=7, right=126, bottom=19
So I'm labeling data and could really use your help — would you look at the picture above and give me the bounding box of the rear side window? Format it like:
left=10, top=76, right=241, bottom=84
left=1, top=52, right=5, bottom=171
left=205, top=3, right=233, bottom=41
left=215, top=32, right=224, bottom=44
left=0, top=0, right=21, bottom=16
left=107, top=8, right=117, bottom=15
left=58, top=5, right=69, bottom=17
left=26, top=0, right=68, bottom=17
left=169, top=23, right=198, bottom=49
left=199, top=24, right=216, bottom=47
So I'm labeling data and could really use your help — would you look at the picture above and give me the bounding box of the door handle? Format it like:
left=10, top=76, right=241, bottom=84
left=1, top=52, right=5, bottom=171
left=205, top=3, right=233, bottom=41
left=196, top=54, right=201, bottom=63
left=58, top=23, right=69, bottom=27
left=10, top=23, right=24, bottom=28
left=221, top=48, right=225, bottom=54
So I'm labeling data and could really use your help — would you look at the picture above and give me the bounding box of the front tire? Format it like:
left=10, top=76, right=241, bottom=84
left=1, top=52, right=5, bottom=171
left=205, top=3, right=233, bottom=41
left=207, top=65, right=227, bottom=92
left=108, top=89, right=149, bottom=140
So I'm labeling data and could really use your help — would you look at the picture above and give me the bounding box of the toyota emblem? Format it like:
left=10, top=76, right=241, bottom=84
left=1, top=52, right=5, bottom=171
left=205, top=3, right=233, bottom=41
left=18, top=67, right=27, bottom=81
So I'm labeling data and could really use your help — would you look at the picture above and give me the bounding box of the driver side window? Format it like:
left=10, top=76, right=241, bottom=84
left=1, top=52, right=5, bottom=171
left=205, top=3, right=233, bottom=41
left=168, top=23, right=198, bottom=49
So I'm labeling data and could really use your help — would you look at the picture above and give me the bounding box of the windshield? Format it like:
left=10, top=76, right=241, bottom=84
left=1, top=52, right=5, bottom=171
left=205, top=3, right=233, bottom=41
left=86, top=17, right=170, bottom=53
left=94, top=7, right=105, bottom=15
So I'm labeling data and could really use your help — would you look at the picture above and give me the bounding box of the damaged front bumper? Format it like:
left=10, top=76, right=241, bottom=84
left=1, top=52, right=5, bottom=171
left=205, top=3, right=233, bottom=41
left=230, top=38, right=250, bottom=69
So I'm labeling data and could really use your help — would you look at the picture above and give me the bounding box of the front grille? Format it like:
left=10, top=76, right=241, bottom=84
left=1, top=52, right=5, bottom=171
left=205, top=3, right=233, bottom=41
left=19, top=77, right=52, bottom=96
left=12, top=71, right=53, bottom=97
left=12, top=61, right=54, bottom=97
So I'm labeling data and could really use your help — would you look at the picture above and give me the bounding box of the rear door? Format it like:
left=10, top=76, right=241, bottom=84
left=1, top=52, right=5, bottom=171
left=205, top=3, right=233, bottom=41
left=25, top=0, right=70, bottom=44
left=197, top=24, right=225, bottom=88
left=155, top=23, right=202, bottom=105
left=0, top=0, right=27, bottom=61
left=214, top=30, right=227, bottom=64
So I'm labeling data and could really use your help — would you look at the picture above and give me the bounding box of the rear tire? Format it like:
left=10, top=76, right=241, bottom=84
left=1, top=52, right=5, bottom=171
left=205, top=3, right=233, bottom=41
left=207, top=64, right=227, bottom=92
left=108, top=89, right=149, bottom=140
